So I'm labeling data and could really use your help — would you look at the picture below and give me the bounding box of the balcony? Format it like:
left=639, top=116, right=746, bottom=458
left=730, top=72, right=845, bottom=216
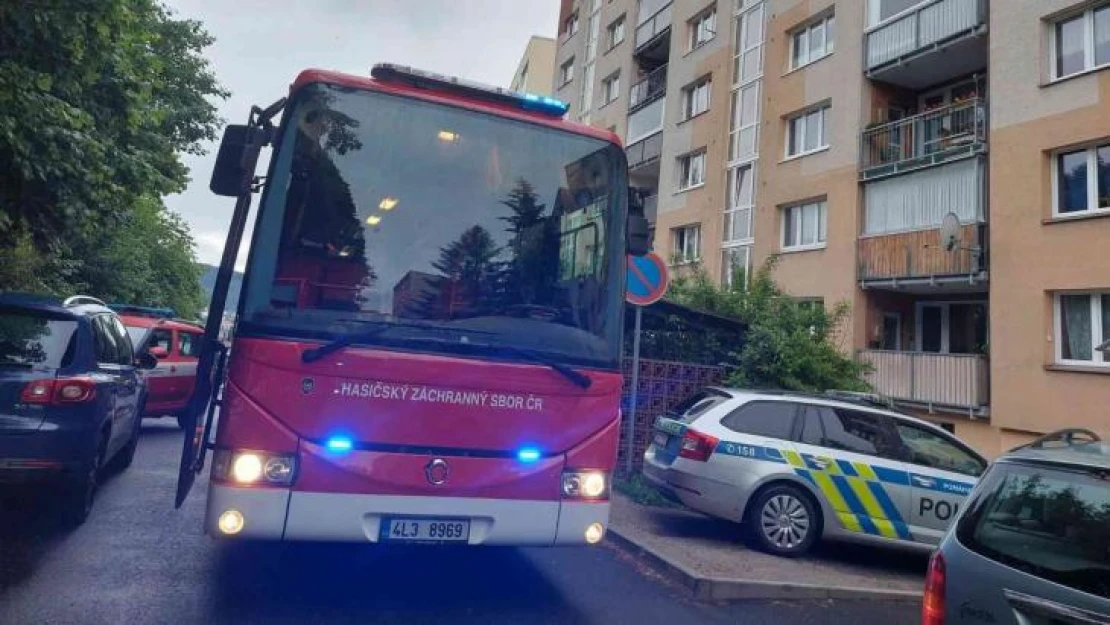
left=858, top=223, right=987, bottom=290
left=626, top=131, right=663, bottom=172
left=860, top=350, right=988, bottom=412
left=861, top=98, right=986, bottom=180
left=865, top=0, right=987, bottom=89
left=629, top=65, right=667, bottom=112
left=634, top=2, right=672, bottom=66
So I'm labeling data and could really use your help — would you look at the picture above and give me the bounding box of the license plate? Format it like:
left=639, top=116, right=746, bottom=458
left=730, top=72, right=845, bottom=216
left=382, top=518, right=470, bottom=543
left=653, top=433, right=668, bottom=447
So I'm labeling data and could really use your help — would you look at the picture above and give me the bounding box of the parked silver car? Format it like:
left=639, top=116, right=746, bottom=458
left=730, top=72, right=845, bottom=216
left=925, top=429, right=1110, bottom=625
left=642, top=387, right=987, bottom=557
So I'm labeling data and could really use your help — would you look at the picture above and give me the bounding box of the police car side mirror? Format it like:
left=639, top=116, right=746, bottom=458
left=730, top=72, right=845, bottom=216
left=210, top=125, right=250, bottom=197
left=137, top=352, right=159, bottom=370
left=149, top=346, right=169, bottom=359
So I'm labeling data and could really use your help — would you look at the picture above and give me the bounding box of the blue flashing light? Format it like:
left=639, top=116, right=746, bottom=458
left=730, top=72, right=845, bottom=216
left=517, top=447, right=542, bottom=463
left=519, top=93, right=570, bottom=116
left=326, top=436, right=353, bottom=453
left=371, top=64, right=570, bottom=118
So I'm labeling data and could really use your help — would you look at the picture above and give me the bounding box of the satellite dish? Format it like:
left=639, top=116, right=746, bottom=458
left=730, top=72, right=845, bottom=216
left=939, top=212, right=961, bottom=252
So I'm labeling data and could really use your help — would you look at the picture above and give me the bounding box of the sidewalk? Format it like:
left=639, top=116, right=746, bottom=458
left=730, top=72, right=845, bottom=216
left=606, top=492, right=926, bottom=603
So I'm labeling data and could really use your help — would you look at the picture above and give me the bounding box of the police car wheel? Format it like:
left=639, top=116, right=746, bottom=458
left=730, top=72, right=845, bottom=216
left=749, top=485, right=818, bottom=557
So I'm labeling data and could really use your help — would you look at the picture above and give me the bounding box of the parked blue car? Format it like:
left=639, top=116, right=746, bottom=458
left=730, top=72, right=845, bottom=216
left=0, top=293, right=157, bottom=525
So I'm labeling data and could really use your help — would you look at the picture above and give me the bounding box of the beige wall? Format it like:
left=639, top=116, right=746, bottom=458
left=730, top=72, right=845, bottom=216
left=756, top=0, right=867, bottom=348
left=510, top=36, right=557, bottom=95
left=989, top=0, right=1110, bottom=438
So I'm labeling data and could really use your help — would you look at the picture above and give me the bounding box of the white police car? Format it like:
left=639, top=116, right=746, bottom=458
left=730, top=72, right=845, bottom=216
left=642, top=388, right=987, bottom=557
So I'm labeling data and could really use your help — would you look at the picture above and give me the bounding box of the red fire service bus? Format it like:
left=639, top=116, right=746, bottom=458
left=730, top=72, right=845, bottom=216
left=175, top=64, right=650, bottom=547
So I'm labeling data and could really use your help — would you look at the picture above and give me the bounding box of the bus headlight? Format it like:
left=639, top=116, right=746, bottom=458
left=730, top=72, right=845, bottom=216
left=213, top=450, right=297, bottom=486
left=561, top=470, right=608, bottom=500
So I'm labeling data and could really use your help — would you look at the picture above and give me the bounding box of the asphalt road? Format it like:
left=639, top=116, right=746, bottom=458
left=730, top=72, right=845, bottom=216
left=0, top=421, right=919, bottom=625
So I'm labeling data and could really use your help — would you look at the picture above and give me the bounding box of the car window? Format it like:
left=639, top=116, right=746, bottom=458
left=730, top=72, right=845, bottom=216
left=149, top=329, right=172, bottom=353
left=956, top=462, right=1110, bottom=600
left=92, top=316, right=120, bottom=366
left=178, top=331, right=201, bottom=358
left=669, top=389, right=731, bottom=423
left=894, top=422, right=985, bottom=477
left=125, top=325, right=150, bottom=350
left=720, top=401, right=797, bottom=440
left=799, top=406, right=826, bottom=446
left=818, top=407, right=901, bottom=460
left=0, top=309, right=78, bottom=369
left=108, top=316, right=134, bottom=365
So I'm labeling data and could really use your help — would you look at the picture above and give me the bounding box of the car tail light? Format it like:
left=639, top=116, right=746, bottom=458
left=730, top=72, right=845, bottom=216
left=922, top=551, right=946, bottom=625
left=679, top=430, right=719, bottom=462
left=20, top=378, right=96, bottom=405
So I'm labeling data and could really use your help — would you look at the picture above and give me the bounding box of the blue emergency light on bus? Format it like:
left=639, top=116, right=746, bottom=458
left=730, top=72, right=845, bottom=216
left=517, top=446, right=542, bottom=463
left=326, top=436, right=353, bottom=453
left=371, top=63, right=569, bottom=118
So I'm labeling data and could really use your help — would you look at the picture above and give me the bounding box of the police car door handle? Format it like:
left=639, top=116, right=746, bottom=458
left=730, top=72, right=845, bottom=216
left=912, top=475, right=935, bottom=488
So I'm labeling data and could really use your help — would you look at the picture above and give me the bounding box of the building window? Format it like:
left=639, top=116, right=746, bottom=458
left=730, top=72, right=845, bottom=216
left=721, top=245, right=751, bottom=288
left=1055, top=292, right=1110, bottom=366
left=1051, top=5, right=1110, bottom=80
left=725, top=164, right=754, bottom=242
left=564, top=11, right=579, bottom=37
left=733, top=3, right=765, bottom=85
left=559, top=58, right=575, bottom=86
left=602, top=72, right=621, bottom=104
left=608, top=15, right=626, bottom=49
left=681, top=76, right=712, bottom=120
left=729, top=82, right=760, bottom=162
left=677, top=150, right=707, bottom=191
left=781, top=199, right=827, bottom=250
left=786, top=104, right=830, bottom=158
left=689, top=6, right=717, bottom=51
left=790, top=13, right=835, bottom=69
left=1055, top=143, right=1110, bottom=216
left=672, top=225, right=702, bottom=264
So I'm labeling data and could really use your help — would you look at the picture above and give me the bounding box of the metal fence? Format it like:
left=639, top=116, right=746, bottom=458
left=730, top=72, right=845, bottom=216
left=860, top=350, right=988, bottom=410
left=626, top=132, right=663, bottom=170
left=861, top=98, right=986, bottom=174
left=629, top=65, right=667, bottom=111
left=635, top=2, right=673, bottom=50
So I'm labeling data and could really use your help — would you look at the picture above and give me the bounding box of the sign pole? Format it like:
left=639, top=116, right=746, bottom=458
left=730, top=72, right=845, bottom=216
left=626, top=306, right=642, bottom=476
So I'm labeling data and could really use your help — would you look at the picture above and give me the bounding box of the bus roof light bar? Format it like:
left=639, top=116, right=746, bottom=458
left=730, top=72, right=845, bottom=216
left=371, top=63, right=570, bottom=118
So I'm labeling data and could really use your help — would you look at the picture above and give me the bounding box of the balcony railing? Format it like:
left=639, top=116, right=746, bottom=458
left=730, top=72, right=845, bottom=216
left=858, top=223, right=986, bottom=284
left=629, top=65, right=668, bottom=111
left=865, top=0, right=986, bottom=71
left=861, top=98, right=986, bottom=178
left=626, top=132, right=663, bottom=170
left=635, top=2, right=673, bottom=50
left=860, top=350, right=988, bottom=410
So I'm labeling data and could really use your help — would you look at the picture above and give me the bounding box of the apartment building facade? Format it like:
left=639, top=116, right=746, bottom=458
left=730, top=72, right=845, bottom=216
left=510, top=36, right=558, bottom=95
left=551, top=0, right=1109, bottom=456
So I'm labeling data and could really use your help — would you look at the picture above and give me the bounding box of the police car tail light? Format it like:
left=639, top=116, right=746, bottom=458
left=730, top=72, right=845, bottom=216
left=679, top=430, right=719, bottom=462
left=212, top=449, right=297, bottom=486
left=922, top=552, right=946, bottom=625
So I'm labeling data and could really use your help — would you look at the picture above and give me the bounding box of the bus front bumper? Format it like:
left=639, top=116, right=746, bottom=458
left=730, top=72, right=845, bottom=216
left=205, top=484, right=608, bottom=545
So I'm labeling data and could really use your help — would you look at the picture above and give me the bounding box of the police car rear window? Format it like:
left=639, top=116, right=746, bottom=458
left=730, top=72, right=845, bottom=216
left=669, top=390, right=730, bottom=423
left=957, top=463, right=1110, bottom=599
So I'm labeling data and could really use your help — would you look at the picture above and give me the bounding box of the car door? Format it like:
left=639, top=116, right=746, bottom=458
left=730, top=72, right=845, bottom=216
left=891, top=419, right=984, bottom=544
left=90, top=315, right=125, bottom=455
left=144, top=328, right=175, bottom=412
left=107, top=315, right=141, bottom=440
left=791, top=405, right=916, bottom=543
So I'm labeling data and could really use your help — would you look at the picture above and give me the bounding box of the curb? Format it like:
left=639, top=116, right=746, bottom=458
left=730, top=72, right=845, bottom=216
left=605, top=526, right=924, bottom=604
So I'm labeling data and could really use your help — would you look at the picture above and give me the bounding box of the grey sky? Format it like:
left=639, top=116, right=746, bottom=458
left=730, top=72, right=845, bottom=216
left=162, top=0, right=559, bottom=269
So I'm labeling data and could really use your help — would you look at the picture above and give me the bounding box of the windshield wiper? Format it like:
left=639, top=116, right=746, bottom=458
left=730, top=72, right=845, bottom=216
left=300, top=320, right=493, bottom=364
left=491, top=344, right=592, bottom=389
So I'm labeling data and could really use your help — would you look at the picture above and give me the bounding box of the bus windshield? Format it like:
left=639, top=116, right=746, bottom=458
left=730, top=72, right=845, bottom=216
left=240, top=83, right=627, bottom=368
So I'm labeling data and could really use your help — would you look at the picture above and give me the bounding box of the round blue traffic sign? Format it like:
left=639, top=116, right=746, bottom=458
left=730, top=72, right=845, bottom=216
left=626, top=252, right=669, bottom=306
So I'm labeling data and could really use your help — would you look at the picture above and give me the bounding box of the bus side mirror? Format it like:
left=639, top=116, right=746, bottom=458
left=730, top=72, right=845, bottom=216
left=210, top=125, right=250, bottom=197
left=627, top=187, right=651, bottom=256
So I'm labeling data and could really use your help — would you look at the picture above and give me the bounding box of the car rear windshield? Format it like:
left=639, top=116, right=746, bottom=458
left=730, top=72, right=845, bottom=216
left=956, top=461, right=1110, bottom=599
left=669, top=389, right=731, bottom=423
left=0, top=309, right=79, bottom=369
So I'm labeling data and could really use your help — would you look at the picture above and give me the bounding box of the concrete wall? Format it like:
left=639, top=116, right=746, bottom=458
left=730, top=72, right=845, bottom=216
left=755, top=0, right=867, bottom=348
left=988, top=0, right=1110, bottom=438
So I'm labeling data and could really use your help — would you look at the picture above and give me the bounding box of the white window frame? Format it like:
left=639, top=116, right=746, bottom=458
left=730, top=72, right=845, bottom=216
left=1052, top=142, right=1110, bottom=217
left=608, top=15, right=626, bottom=49
left=790, top=13, right=835, bottom=70
left=724, top=163, right=755, bottom=243
left=602, top=72, right=621, bottom=105
left=1049, top=4, right=1110, bottom=81
left=729, top=82, right=760, bottom=164
left=689, top=5, right=717, bottom=51
left=565, top=12, right=579, bottom=37
left=721, top=244, right=751, bottom=288
left=1054, top=292, right=1110, bottom=367
left=559, top=58, right=575, bottom=86
left=733, top=3, right=765, bottom=87
left=681, top=76, right=712, bottom=120
left=671, top=224, right=702, bottom=264
left=677, top=150, right=708, bottom=191
left=785, top=104, right=830, bottom=159
left=780, top=199, right=827, bottom=251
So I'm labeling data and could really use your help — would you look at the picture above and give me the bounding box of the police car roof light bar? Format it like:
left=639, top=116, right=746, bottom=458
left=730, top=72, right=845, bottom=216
left=1012, top=428, right=1102, bottom=452
left=370, top=63, right=570, bottom=118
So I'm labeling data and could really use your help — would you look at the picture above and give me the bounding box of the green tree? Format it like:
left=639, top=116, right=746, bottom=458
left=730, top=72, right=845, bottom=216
left=666, top=258, right=870, bottom=392
left=498, top=178, right=559, bottom=306
left=0, top=0, right=226, bottom=306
